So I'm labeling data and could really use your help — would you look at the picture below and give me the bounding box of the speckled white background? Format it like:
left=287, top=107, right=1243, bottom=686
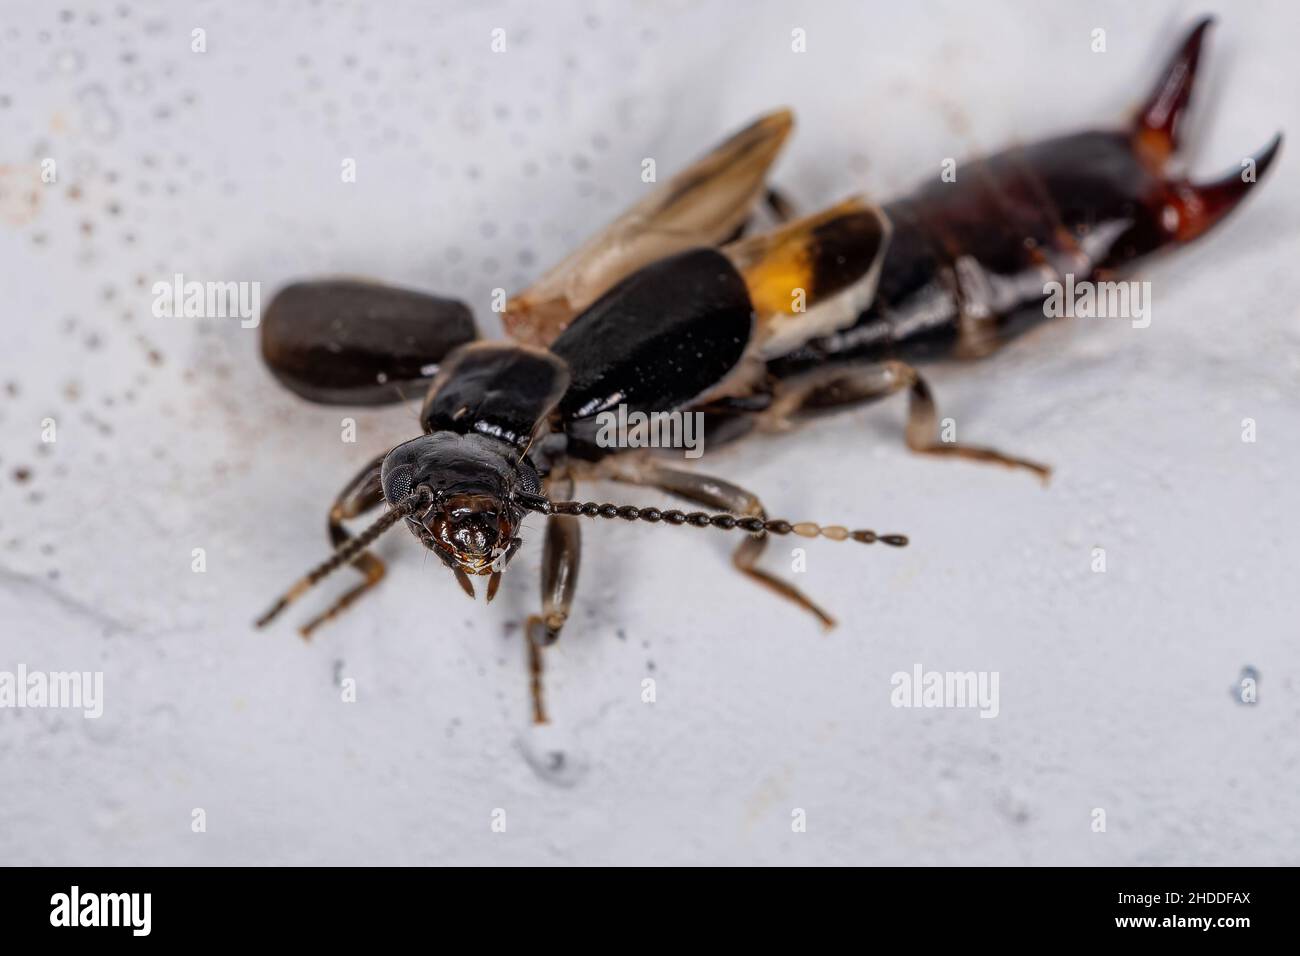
left=1, top=0, right=1297, bottom=866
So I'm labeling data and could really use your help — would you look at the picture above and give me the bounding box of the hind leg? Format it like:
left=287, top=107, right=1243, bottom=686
left=764, top=187, right=797, bottom=223
left=768, top=361, right=1051, bottom=481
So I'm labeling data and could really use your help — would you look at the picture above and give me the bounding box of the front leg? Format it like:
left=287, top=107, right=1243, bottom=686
left=299, top=452, right=390, bottom=638
left=525, top=475, right=582, bottom=724
left=257, top=451, right=391, bottom=638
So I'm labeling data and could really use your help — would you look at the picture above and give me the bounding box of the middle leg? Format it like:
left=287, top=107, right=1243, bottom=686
left=525, top=474, right=582, bottom=724
left=606, top=460, right=837, bottom=629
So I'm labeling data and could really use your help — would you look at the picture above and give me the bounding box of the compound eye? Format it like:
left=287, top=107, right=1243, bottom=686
left=380, top=461, right=415, bottom=504
left=515, top=460, right=541, bottom=496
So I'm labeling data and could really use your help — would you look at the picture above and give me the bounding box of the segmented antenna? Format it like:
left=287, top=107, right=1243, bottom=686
left=255, top=487, right=432, bottom=629
left=514, top=491, right=907, bottom=547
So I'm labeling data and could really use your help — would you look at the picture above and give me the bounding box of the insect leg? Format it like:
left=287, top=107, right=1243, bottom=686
left=726, top=187, right=799, bottom=243
left=764, top=187, right=797, bottom=224
left=901, top=366, right=1050, bottom=480
left=524, top=475, right=582, bottom=724
left=770, top=361, right=1051, bottom=481
left=609, top=462, right=836, bottom=629
left=298, top=452, right=390, bottom=638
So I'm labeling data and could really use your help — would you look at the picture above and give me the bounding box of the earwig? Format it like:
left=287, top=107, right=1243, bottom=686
left=256, top=17, right=1278, bottom=723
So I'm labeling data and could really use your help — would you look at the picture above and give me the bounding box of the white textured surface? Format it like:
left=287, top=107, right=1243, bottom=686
left=1, top=0, right=1298, bottom=865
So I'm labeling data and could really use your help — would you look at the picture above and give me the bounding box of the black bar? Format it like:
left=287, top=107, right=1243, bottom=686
left=0, top=867, right=1286, bottom=942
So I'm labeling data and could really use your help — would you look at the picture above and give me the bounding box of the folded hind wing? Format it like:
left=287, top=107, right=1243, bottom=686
left=504, top=109, right=795, bottom=347
left=723, top=195, right=892, bottom=359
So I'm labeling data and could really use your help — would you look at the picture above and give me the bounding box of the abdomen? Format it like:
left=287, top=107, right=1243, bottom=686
left=768, top=137, right=1119, bottom=381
